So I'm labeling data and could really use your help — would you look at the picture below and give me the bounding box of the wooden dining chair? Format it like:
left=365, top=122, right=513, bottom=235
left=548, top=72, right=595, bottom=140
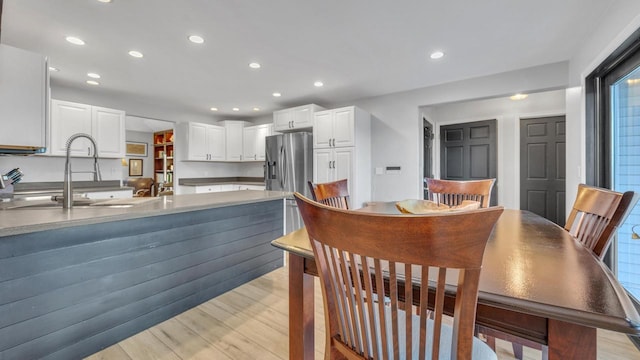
left=565, top=183, right=638, bottom=259
left=295, top=192, right=504, bottom=360
left=425, top=178, right=496, bottom=208
left=308, top=178, right=351, bottom=209
left=481, top=183, right=638, bottom=360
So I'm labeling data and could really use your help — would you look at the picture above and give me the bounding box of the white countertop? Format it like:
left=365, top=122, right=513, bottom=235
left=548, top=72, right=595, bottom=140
left=0, top=190, right=290, bottom=237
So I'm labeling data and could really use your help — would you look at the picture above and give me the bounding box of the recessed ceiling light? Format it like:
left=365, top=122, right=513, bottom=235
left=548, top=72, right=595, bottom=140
left=97, top=0, right=112, bottom=3
left=249, top=62, right=261, bottom=69
left=510, top=93, right=528, bottom=100
left=188, top=35, right=204, bottom=44
left=272, top=92, right=281, bottom=97
left=86, top=80, right=100, bottom=86
left=210, top=107, right=218, bottom=111
left=66, top=36, right=85, bottom=45
left=49, top=66, right=59, bottom=72
left=314, top=81, right=324, bottom=87
left=253, top=107, right=260, bottom=111
left=87, top=72, right=101, bottom=79
left=232, top=107, right=240, bottom=112
left=128, top=50, right=144, bottom=58
left=430, top=51, right=445, bottom=60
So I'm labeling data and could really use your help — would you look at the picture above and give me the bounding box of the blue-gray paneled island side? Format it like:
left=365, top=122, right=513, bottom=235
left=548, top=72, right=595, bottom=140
left=0, top=190, right=288, bottom=359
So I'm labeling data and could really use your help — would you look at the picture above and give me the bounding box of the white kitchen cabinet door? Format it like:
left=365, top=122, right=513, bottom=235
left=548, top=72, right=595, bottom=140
left=313, top=106, right=355, bottom=149
left=273, top=109, right=293, bottom=132
left=50, top=100, right=93, bottom=156
left=273, top=104, right=324, bottom=132
left=242, top=126, right=258, bottom=161
left=313, top=110, right=333, bottom=148
left=313, top=148, right=334, bottom=185
left=93, top=106, right=125, bottom=158
left=187, top=122, right=208, bottom=161
left=195, top=185, right=221, bottom=193
left=333, top=147, right=354, bottom=196
left=292, top=105, right=314, bottom=129
left=83, top=189, right=133, bottom=199
left=0, top=45, right=47, bottom=149
left=207, top=125, right=226, bottom=161
left=222, top=121, right=244, bottom=161
left=243, top=123, right=272, bottom=161
left=254, top=124, right=271, bottom=161
left=313, top=148, right=354, bottom=192
left=332, top=107, right=355, bottom=147
left=187, top=122, right=225, bottom=161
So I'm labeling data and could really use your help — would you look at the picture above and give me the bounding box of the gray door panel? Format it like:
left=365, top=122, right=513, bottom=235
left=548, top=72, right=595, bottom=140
left=440, top=119, right=497, bottom=205
left=520, top=116, right=566, bottom=226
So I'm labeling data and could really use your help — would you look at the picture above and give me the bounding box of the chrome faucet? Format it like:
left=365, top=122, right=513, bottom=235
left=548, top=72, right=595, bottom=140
left=63, top=133, right=102, bottom=209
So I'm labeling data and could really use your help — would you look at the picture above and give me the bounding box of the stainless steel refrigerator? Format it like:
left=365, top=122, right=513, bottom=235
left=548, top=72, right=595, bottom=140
left=265, top=132, right=313, bottom=234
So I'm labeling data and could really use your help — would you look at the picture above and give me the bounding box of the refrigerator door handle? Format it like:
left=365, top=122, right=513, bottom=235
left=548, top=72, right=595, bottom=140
left=282, top=145, right=288, bottom=188
left=279, top=145, right=285, bottom=188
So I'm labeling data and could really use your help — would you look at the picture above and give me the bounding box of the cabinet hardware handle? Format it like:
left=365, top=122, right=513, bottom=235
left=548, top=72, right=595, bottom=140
left=87, top=147, right=91, bottom=156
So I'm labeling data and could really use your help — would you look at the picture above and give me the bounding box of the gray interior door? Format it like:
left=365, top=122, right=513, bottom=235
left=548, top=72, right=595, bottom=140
left=440, top=119, right=497, bottom=205
left=519, top=116, right=566, bottom=226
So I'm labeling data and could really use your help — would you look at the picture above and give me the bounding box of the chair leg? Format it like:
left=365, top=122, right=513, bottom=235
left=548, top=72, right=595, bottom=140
left=486, top=335, right=496, bottom=351
left=512, top=343, right=523, bottom=359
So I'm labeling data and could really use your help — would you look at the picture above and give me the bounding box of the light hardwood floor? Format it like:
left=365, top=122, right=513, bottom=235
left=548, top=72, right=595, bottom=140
left=87, top=267, right=640, bottom=360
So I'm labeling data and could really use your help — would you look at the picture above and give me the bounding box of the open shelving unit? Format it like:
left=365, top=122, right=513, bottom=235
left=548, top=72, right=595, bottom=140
left=153, top=129, right=174, bottom=193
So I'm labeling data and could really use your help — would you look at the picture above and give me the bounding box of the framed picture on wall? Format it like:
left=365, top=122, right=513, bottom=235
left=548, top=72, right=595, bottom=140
left=126, top=141, right=148, bottom=157
left=129, top=159, right=143, bottom=176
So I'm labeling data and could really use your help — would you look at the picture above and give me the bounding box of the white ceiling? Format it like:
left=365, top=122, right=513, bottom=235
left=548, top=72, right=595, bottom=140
left=1, top=0, right=615, bottom=119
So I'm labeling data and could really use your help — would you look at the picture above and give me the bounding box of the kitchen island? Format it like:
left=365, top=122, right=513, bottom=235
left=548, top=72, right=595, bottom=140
left=0, top=190, right=288, bottom=359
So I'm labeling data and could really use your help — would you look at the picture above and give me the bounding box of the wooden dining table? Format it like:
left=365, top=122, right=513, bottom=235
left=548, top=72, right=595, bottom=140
left=271, top=204, right=640, bottom=360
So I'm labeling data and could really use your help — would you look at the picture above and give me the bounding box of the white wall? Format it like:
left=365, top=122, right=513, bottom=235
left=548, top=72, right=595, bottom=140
left=124, top=130, right=153, bottom=178
left=330, top=61, right=569, bottom=202
left=563, top=0, right=640, bottom=213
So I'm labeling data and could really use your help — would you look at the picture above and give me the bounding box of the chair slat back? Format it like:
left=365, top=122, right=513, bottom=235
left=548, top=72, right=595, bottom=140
left=308, top=179, right=351, bottom=209
left=565, top=184, right=638, bottom=258
left=426, top=178, right=496, bottom=208
left=295, top=192, right=504, bottom=360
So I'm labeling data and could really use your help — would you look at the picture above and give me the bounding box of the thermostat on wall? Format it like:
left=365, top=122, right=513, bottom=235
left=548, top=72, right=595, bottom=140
left=386, top=166, right=401, bottom=174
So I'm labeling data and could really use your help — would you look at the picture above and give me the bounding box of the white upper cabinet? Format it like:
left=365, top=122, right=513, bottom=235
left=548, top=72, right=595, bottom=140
left=0, top=45, right=48, bottom=150
left=273, top=104, right=325, bottom=132
left=49, top=100, right=125, bottom=158
left=243, top=123, right=272, bottom=161
left=207, top=125, right=226, bottom=161
left=187, top=122, right=208, bottom=161
left=93, top=106, right=126, bottom=158
left=50, top=101, right=92, bottom=157
left=313, top=106, right=371, bottom=208
left=220, top=121, right=245, bottom=161
left=186, top=122, right=225, bottom=161
left=313, top=106, right=357, bottom=149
